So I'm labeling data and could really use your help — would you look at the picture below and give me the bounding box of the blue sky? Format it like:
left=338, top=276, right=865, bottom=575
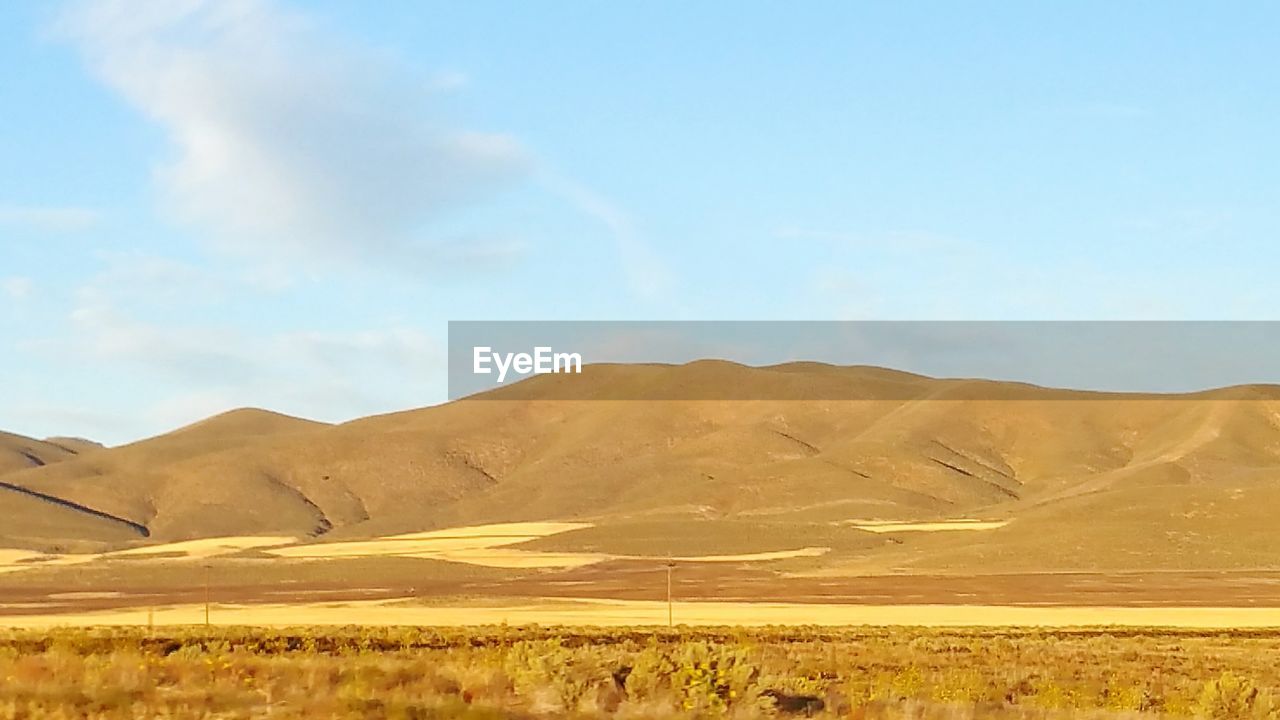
left=2, top=0, right=1278, bottom=443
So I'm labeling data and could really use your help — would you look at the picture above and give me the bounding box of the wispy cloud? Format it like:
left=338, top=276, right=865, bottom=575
left=59, top=0, right=530, bottom=271
left=0, top=205, right=99, bottom=232
left=542, top=173, right=675, bottom=301
left=2, top=277, right=33, bottom=301
left=1, top=404, right=125, bottom=446
left=27, top=299, right=444, bottom=431
left=75, top=251, right=227, bottom=308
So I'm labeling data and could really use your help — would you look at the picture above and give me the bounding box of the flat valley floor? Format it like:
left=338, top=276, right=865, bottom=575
left=11, top=560, right=1280, bottom=628
left=8, top=521, right=1280, bottom=629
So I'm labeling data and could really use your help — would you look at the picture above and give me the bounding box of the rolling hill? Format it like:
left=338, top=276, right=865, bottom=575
left=0, top=409, right=331, bottom=547
left=5, top=362, right=1280, bottom=572
left=0, top=430, right=102, bottom=476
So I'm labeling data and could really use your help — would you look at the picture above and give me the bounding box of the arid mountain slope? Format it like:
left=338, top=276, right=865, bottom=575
left=0, top=431, right=101, bottom=476
left=0, top=409, right=329, bottom=547
left=4, top=363, right=1280, bottom=572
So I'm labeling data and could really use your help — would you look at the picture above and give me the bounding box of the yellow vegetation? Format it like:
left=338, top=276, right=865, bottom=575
left=2, top=625, right=1279, bottom=718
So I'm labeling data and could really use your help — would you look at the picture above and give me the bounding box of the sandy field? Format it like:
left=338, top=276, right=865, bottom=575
left=11, top=520, right=1280, bottom=630
left=0, top=536, right=299, bottom=575
left=9, top=596, right=1280, bottom=629
left=109, top=536, right=297, bottom=559
left=1, top=519, right=1000, bottom=576
left=0, top=548, right=99, bottom=574
left=0, top=550, right=41, bottom=575
left=265, top=521, right=594, bottom=564
left=847, top=519, right=1010, bottom=533
left=264, top=521, right=827, bottom=568
left=2, top=523, right=601, bottom=574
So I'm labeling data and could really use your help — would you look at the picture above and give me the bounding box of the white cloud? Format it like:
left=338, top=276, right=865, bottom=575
left=60, top=0, right=530, bottom=270
left=45, top=300, right=445, bottom=431
left=75, top=251, right=226, bottom=308
left=542, top=173, right=676, bottom=301
left=2, top=277, right=33, bottom=301
left=0, top=404, right=126, bottom=446
left=67, top=303, right=258, bottom=383
left=66, top=299, right=434, bottom=377
left=0, top=205, right=99, bottom=232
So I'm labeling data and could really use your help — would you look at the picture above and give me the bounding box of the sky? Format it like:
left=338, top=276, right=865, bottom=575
left=2, top=0, right=1279, bottom=444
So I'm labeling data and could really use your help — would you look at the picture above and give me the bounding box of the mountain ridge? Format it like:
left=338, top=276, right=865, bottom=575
left=5, top=362, right=1280, bottom=572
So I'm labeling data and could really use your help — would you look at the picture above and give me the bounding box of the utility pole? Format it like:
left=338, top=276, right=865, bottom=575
left=665, top=559, right=676, bottom=628
left=203, top=564, right=211, bottom=627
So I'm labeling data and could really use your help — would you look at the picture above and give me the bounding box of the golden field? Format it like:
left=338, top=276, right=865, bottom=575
left=15, top=597, right=1280, bottom=631
left=3, top=626, right=1280, bottom=719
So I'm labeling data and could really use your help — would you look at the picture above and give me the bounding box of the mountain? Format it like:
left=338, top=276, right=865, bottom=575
left=0, top=431, right=102, bottom=476
left=4, top=363, right=1280, bottom=572
left=0, top=409, right=329, bottom=548
left=0, top=431, right=123, bottom=551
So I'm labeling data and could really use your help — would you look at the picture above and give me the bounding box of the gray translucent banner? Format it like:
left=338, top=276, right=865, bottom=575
left=447, top=321, right=1280, bottom=401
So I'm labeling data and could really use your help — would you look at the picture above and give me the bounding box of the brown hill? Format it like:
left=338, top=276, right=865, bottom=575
left=0, top=489, right=146, bottom=551
left=0, top=409, right=329, bottom=548
left=4, top=363, right=1280, bottom=572
left=0, top=431, right=102, bottom=476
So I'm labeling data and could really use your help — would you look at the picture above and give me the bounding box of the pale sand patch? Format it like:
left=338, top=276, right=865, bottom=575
left=674, top=547, right=829, bottom=562
left=2, top=522, right=831, bottom=576
left=47, top=592, right=125, bottom=601
left=267, top=521, right=827, bottom=569
left=268, top=522, right=594, bottom=561
left=0, top=536, right=298, bottom=576
left=386, top=522, right=594, bottom=540
left=412, top=546, right=828, bottom=569
left=412, top=548, right=611, bottom=569
left=848, top=519, right=1009, bottom=533
left=106, top=536, right=296, bottom=559
left=0, top=550, right=42, bottom=575
left=409, top=545, right=828, bottom=568
left=9, top=597, right=1280, bottom=629
left=0, top=552, right=97, bottom=574
left=271, top=537, right=539, bottom=558
left=0, top=550, right=41, bottom=565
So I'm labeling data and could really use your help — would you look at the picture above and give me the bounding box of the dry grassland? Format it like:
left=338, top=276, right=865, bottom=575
left=2, top=625, right=1279, bottom=719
